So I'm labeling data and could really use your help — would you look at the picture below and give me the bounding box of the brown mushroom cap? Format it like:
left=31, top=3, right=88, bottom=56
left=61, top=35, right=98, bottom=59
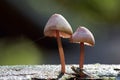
left=44, top=14, right=73, bottom=38
left=71, top=27, right=95, bottom=46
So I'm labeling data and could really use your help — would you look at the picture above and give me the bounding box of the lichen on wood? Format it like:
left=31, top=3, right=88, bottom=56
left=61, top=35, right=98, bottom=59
left=0, top=64, right=119, bottom=80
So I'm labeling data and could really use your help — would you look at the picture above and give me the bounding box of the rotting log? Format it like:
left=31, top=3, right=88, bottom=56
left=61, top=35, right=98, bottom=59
left=0, top=64, right=120, bottom=80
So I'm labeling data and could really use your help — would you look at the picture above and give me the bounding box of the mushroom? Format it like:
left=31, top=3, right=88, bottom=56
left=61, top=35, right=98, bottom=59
left=44, top=14, right=73, bottom=73
left=71, top=26, right=95, bottom=69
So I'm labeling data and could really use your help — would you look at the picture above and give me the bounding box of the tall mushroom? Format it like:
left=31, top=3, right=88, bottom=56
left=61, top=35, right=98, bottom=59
left=44, top=14, right=73, bottom=73
left=71, top=26, right=95, bottom=69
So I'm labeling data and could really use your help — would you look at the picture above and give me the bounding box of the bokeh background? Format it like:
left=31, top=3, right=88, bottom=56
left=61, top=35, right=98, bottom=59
left=0, top=0, right=120, bottom=65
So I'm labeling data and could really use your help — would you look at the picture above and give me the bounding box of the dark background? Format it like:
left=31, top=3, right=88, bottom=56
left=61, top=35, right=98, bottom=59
left=0, top=0, right=120, bottom=65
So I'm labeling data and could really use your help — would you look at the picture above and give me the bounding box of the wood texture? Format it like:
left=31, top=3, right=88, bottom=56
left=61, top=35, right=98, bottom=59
left=0, top=64, right=120, bottom=80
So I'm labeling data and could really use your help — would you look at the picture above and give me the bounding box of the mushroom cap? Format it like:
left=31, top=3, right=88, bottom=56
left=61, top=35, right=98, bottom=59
left=71, top=27, right=95, bottom=46
left=44, top=14, right=73, bottom=38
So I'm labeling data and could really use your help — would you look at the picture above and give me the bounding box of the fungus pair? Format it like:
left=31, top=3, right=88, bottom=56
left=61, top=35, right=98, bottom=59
left=44, top=14, right=95, bottom=73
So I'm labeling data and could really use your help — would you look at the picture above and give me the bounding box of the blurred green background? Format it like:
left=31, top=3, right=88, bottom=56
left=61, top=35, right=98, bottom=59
left=0, top=0, right=120, bottom=65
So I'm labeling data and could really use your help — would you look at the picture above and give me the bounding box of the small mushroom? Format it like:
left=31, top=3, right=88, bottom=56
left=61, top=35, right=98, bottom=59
left=44, top=13, right=73, bottom=73
left=71, top=26, right=95, bottom=69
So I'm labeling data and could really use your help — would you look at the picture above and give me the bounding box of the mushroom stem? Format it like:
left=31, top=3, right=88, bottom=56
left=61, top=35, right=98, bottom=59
left=79, top=42, right=84, bottom=69
left=56, top=30, right=65, bottom=73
